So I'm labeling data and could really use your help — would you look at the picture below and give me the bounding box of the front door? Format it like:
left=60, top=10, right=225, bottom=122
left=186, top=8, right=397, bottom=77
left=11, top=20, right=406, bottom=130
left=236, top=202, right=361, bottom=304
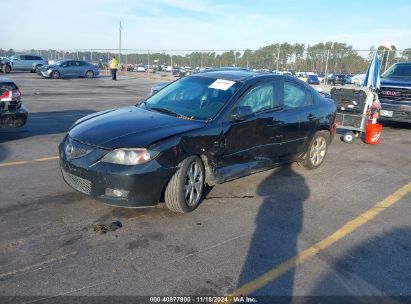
left=219, top=80, right=282, bottom=178
left=12, top=55, right=25, bottom=70
left=60, top=61, right=75, bottom=77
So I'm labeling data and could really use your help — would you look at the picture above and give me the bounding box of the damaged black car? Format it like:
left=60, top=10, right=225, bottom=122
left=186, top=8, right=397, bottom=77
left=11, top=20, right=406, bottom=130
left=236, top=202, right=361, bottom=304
left=0, top=77, right=28, bottom=128
left=59, top=70, right=336, bottom=213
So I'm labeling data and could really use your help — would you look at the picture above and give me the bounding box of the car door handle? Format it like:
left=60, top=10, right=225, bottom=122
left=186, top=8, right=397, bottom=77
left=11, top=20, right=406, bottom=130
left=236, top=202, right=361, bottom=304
left=307, top=114, right=316, bottom=121
left=267, top=121, right=283, bottom=127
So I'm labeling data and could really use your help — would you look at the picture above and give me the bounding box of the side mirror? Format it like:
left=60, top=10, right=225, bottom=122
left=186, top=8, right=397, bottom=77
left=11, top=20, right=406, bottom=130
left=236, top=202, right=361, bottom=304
left=231, top=106, right=253, bottom=121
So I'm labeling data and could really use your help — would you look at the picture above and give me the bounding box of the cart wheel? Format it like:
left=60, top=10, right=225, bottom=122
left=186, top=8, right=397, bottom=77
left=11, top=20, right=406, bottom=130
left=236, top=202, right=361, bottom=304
left=342, top=131, right=355, bottom=144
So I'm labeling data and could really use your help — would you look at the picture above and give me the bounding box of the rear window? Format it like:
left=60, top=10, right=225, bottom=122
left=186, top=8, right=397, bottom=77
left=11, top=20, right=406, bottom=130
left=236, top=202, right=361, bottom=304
left=0, top=83, right=18, bottom=94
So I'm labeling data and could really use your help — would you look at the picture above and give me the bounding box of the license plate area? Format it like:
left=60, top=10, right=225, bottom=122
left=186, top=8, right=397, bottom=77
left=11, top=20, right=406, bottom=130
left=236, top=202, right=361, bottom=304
left=380, top=110, right=393, bottom=117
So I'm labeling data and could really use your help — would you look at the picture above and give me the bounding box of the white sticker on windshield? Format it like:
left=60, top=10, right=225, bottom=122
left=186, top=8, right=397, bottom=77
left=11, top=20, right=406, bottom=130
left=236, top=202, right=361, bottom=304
left=209, top=79, right=236, bottom=91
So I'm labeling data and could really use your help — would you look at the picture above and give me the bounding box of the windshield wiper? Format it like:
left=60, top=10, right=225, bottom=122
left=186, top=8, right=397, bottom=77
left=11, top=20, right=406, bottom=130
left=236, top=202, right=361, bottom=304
left=150, top=107, right=194, bottom=120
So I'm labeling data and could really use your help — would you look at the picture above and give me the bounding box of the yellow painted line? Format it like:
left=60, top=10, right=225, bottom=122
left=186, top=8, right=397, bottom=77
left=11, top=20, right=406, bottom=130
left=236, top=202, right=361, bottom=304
left=0, top=156, right=59, bottom=167
left=229, top=180, right=411, bottom=297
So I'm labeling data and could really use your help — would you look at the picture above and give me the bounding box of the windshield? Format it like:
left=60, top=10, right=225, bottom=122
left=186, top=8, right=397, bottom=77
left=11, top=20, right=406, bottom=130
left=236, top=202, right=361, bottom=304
left=53, top=60, right=65, bottom=66
left=141, top=76, right=241, bottom=120
left=381, top=64, right=411, bottom=79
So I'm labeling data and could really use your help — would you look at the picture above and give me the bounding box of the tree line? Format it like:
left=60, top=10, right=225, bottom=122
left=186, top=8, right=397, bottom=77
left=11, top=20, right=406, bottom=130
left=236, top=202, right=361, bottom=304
left=1, top=42, right=410, bottom=74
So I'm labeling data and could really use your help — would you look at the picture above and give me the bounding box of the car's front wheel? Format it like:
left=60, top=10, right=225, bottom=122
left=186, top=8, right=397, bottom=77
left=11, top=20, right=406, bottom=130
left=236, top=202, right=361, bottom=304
left=165, top=156, right=205, bottom=213
left=51, top=71, right=60, bottom=79
left=298, top=131, right=330, bottom=169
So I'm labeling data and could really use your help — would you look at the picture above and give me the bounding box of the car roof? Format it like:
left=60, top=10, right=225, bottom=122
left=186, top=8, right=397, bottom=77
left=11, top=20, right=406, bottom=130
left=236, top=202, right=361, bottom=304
left=393, top=62, right=411, bottom=66
left=0, top=77, right=15, bottom=83
left=193, top=69, right=275, bottom=81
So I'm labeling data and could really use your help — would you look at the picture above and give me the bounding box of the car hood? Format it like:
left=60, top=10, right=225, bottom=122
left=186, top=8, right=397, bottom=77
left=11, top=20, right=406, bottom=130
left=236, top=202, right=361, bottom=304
left=68, top=106, right=207, bottom=148
left=380, top=78, right=411, bottom=88
left=41, top=64, right=57, bottom=69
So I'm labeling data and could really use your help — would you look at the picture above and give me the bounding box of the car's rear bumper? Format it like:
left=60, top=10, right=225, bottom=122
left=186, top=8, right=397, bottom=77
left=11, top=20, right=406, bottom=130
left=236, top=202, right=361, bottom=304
left=379, top=101, right=411, bottom=123
left=59, top=143, right=177, bottom=207
left=0, top=106, right=28, bottom=128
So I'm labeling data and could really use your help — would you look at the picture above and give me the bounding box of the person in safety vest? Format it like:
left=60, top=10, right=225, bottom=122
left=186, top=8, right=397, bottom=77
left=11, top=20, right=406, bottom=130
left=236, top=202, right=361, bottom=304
left=109, top=56, right=119, bottom=80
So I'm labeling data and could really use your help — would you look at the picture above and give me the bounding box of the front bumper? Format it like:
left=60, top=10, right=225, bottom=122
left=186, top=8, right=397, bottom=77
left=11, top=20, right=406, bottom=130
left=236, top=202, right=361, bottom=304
left=380, top=101, right=411, bottom=123
left=41, top=70, right=52, bottom=78
left=59, top=141, right=177, bottom=207
left=0, top=106, right=28, bottom=128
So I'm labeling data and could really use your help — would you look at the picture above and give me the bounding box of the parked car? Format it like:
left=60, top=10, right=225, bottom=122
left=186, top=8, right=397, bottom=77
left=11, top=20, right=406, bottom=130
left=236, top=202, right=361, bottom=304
left=378, top=62, right=411, bottom=123
left=352, top=74, right=365, bottom=87
left=317, top=73, right=326, bottom=83
left=133, top=65, right=146, bottom=72
left=172, top=67, right=191, bottom=77
left=0, top=57, right=12, bottom=73
left=39, top=60, right=99, bottom=79
left=0, top=77, right=28, bottom=128
left=307, top=74, right=320, bottom=85
left=149, top=82, right=169, bottom=96
left=59, top=70, right=336, bottom=213
left=9, top=54, right=47, bottom=73
left=329, top=74, right=346, bottom=86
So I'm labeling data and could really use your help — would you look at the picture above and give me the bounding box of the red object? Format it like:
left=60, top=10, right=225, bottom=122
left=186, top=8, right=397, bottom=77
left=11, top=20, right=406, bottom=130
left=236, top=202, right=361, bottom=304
left=0, top=91, right=10, bottom=101
left=365, top=123, right=382, bottom=145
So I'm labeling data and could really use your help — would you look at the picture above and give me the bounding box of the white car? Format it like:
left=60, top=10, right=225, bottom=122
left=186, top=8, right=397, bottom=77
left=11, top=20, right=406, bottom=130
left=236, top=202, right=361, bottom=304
left=352, top=74, right=365, bottom=87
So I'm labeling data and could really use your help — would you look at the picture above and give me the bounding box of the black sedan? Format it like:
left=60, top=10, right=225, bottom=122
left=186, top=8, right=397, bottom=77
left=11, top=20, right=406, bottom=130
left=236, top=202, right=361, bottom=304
left=59, top=70, right=336, bottom=213
left=0, top=77, right=28, bottom=128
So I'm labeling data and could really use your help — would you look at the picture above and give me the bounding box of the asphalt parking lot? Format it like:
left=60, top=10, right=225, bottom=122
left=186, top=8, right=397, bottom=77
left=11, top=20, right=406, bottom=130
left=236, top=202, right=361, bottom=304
left=0, top=73, right=410, bottom=302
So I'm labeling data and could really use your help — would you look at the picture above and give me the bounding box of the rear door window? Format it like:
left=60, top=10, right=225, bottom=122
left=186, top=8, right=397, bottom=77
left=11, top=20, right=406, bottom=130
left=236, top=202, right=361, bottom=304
left=284, top=82, right=313, bottom=109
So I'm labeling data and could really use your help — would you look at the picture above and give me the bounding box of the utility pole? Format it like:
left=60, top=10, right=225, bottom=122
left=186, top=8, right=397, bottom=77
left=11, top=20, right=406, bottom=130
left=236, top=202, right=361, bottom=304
left=324, top=43, right=334, bottom=85
left=276, top=46, right=280, bottom=71
left=119, top=21, right=122, bottom=67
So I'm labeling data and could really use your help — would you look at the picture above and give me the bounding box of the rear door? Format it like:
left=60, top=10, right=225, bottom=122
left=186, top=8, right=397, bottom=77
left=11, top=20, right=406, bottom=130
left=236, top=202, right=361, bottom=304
left=60, top=61, right=75, bottom=77
left=278, top=80, right=317, bottom=162
left=73, top=61, right=84, bottom=77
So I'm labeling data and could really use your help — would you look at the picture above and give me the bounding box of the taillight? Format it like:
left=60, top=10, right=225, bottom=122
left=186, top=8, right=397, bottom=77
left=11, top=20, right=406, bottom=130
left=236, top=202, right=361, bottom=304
left=0, top=91, right=11, bottom=101
left=12, top=89, right=21, bottom=98
left=0, top=89, right=21, bottom=101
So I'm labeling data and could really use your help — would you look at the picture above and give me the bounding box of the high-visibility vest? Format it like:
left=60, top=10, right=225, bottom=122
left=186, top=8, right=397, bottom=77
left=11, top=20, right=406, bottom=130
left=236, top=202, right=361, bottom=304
left=110, top=58, right=119, bottom=69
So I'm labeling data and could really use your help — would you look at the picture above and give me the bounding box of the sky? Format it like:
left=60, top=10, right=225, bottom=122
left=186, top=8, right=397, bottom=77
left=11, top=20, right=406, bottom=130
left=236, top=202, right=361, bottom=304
left=1, top=0, right=411, bottom=52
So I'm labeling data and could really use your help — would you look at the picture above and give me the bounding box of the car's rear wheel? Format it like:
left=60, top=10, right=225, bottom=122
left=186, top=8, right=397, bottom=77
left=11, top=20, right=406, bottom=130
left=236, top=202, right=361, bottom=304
left=85, top=70, right=94, bottom=78
left=51, top=71, right=60, bottom=79
left=298, top=131, right=330, bottom=169
left=3, top=65, right=11, bottom=73
left=165, top=156, right=205, bottom=213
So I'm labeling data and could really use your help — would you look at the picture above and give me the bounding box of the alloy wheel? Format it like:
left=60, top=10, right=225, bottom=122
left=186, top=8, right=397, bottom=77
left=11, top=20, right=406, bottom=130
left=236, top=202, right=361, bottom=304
left=183, top=161, right=204, bottom=207
left=309, top=136, right=327, bottom=166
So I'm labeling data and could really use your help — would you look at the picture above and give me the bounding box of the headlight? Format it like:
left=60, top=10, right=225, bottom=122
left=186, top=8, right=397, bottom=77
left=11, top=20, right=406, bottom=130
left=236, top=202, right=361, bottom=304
left=101, top=148, right=158, bottom=165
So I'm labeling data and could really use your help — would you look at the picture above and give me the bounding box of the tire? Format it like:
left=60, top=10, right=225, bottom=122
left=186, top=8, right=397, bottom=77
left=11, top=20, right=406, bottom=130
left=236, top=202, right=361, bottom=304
left=34, top=65, right=42, bottom=73
left=51, top=70, right=60, bottom=79
left=342, top=131, right=355, bottom=144
left=3, top=65, right=11, bottom=73
left=165, top=156, right=205, bottom=213
left=298, top=131, right=330, bottom=170
left=85, top=70, right=94, bottom=78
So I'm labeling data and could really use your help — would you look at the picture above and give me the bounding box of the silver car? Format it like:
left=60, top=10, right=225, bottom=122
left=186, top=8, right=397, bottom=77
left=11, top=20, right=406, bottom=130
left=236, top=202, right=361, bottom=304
left=40, top=60, right=100, bottom=79
left=9, top=54, right=47, bottom=73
